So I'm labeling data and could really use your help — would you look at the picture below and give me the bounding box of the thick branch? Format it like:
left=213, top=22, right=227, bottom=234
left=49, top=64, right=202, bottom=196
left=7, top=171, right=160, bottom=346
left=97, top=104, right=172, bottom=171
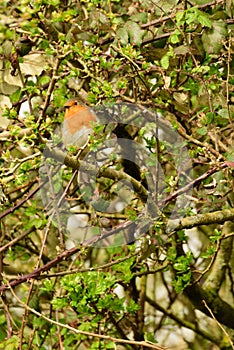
left=145, top=296, right=221, bottom=345
left=44, top=146, right=148, bottom=202
left=167, top=208, right=234, bottom=232
left=184, top=282, right=234, bottom=330
left=203, top=222, right=234, bottom=292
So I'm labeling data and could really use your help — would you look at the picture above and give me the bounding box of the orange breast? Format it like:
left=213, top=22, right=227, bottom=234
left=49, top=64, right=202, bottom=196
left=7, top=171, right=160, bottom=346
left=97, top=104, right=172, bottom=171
left=65, top=105, right=97, bottom=135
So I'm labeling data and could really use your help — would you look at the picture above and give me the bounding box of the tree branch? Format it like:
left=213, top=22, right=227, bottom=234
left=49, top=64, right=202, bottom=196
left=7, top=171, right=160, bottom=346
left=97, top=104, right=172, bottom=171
left=145, top=295, right=221, bottom=345
left=203, top=222, right=234, bottom=292
left=185, top=282, right=234, bottom=329
left=167, top=208, right=234, bottom=233
left=141, top=0, right=225, bottom=29
left=1, top=206, right=234, bottom=293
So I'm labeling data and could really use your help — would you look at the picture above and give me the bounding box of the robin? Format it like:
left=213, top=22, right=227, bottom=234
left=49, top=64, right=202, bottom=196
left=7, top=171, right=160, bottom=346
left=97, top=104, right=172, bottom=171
left=62, top=98, right=97, bottom=149
left=61, top=99, right=147, bottom=245
left=62, top=98, right=147, bottom=190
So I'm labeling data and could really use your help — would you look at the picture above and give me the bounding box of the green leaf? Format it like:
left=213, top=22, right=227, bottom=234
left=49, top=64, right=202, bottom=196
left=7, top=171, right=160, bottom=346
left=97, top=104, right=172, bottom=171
left=117, top=21, right=145, bottom=46
left=197, top=126, right=207, bottom=135
left=210, top=229, right=222, bottom=243
left=126, top=299, right=140, bottom=313
left=170, top=33, right=180, bottom=44
left=175, top=10, right=184, bottom=23
left=144, top=332, right=158, bottom=344
left=225, top=151, right=234, bottom=162
left=202, top=21, right=227, bottom=54
left=217, top=108, right=229, bottom=119
left=172, top=271, right=191, bottom=293
left=206, top=112, right=215, bottom=124
left=105, top=341, right=115, bottom=349
left=10, top=89, right=22, bottom=103
left=201, top=245, right=215, bottom=258
left=185, top=11, right=197, bottom=24
left=130, top=12, right=147, bottom=23
left=0, top=336, right=19, bottom=350
left=116, top=27, right=129, bottom=45
left=125, top=21, right=145, bottom=46
left=197, top=13, right=212, bottom=28
left=160, top=55, right=170, bottom=69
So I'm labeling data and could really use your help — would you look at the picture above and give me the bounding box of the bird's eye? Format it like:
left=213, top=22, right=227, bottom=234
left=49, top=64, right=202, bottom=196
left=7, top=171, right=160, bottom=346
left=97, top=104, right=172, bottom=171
left=73, top=101, right=78, bottom=105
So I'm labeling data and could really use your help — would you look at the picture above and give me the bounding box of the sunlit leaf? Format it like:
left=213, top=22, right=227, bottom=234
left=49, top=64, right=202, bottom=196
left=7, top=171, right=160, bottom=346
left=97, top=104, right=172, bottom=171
left=197, top=126, right=207, bottom=135
left=197, top=13, right=212, bottom=28
left=161, top=55, right=170, bottom=69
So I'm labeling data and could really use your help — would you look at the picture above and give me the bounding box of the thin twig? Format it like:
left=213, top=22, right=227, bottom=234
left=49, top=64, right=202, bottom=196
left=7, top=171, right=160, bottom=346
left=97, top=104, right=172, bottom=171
left=146, top=295, right=221, bottom=345
left=37, top=58, right=61, bottom=127
left=141, top=0, right=224, bottom=29
left=40, top=251, right=139, bottom=278
left=0, top=180, right=45, bottom=220
left=202, top=300, right=234, bottom=349
left=0, top=227, right=35, bottom=254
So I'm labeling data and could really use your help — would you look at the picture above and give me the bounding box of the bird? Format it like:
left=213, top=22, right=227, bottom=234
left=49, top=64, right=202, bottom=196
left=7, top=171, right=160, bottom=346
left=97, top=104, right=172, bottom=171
left=62, top=98, right=97, bottom=149
left=62, top=98, right=147, bottom=190
left=61, top=99, right=148, bottom=245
